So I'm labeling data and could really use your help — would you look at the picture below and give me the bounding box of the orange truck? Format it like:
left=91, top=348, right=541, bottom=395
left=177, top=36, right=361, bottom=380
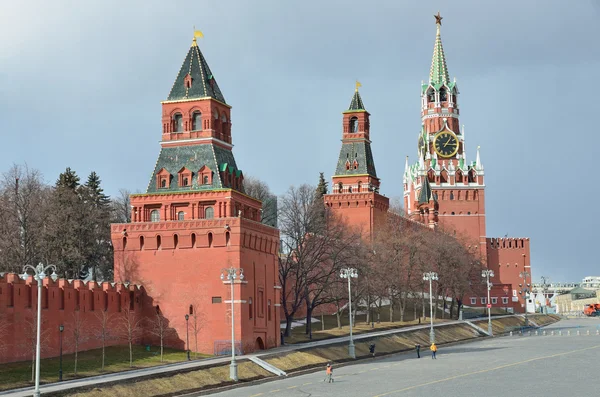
left=583, top=303, right=600, bottom=317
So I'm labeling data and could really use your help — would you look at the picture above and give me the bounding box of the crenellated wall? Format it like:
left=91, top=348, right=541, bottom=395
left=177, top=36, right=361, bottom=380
left=0, top=274, right=159, bottom=364
left=486, top=237, right=532, bottom=312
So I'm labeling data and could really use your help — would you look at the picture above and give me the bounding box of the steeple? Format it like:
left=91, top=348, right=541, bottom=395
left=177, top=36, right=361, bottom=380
left=348, top=87, right=366, bottom=111
left=166, top=36, right=226, bottom=104
left=332, top=85, right=380, bottom=193
left=429, top=12, right=450, bottom=87
left=147, top=33, right=243, bottom=194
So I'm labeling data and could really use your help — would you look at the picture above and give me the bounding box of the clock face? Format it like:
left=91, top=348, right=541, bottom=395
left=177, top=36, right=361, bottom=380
left=434, top=131, right=459, bottom=157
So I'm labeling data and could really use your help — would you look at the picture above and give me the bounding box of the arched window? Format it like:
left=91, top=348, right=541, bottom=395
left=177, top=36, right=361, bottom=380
left=338, top=182, right=343, bottom=193
left=182, top=177, right=189, bottom=187
left=173, top=113, right=183, bottom=132
left=139, top=236, right=144, bottom=250
left=160, top=179, right=167, bottom=188
left=191, top=233, right=196, bottom=248
left=268, top=299, right=272, bottom=321
left=350, top=117, right=358, bottom=133
left=122, top=237, right=127, bottom=250
left=203, top=175, right=209, bottom=184
left=156, top=235, right=162, bottom=249
left=221, top=114, right=227, bottom=134
left=249, top=297, right=253, bottom=319
left=150, top=210, right=160, bottom=222
left=189, top=305, right=194, bottom=315
left=173, top=234, right=179, bottom=248
left=205, top=207, right=214, bottom=219
left=427, top=89, right=435, bottom=103
left=440, top=88, right=447, bottom=102
left=192, top=112, right=202, bottom=131
left=357, top=182, right=362, bottom=192
left=178, top=211, right=185, bottom=221
left=348, top=186, right=352, bottom=193
left=449, top=191, right=454, bottom=200
left=208, top=232, right=213, bottom=247
left=226, top=231, right=230, bottom=246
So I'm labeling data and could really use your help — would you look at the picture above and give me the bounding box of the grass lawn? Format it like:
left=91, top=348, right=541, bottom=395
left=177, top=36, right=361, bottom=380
left=0, top=345, right=210, bottom=392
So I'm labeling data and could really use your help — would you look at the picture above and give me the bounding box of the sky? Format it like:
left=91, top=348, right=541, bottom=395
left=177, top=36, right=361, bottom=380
left=0, top=0, right=598, bottom=283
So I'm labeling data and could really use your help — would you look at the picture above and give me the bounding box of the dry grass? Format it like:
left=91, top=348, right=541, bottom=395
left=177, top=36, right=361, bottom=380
left=64, top=361, right=272, bottom=397
left=0, top=345, right=208, bottom=392
left=529, top=314, right=561, bottom=326
left=266, top=323, right=480, bottom=372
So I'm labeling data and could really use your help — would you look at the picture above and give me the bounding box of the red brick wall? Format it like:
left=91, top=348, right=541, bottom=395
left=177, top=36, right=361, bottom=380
left=0, top=274, right=150, bottom=364
left=112, top=215, right=281, bottom=355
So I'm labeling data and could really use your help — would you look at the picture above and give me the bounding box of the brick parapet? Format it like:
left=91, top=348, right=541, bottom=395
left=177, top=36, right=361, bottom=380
left=0, top=274, right=151, bottom=364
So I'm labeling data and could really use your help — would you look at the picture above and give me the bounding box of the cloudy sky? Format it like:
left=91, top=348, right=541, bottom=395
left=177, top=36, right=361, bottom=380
left=0, top=1, right=597, bottom=282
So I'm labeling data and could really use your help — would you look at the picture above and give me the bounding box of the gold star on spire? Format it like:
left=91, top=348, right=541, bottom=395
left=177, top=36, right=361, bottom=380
left=434, top=11, right=443, bottom=25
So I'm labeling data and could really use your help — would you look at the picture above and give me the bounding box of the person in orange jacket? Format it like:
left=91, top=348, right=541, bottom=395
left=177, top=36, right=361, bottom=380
left=325, top=362, right=334, bottom=383
left=430, top=342, right=437, bottom=359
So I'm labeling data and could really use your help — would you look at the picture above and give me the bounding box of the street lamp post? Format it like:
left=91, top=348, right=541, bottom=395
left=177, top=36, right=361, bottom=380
left=221, top=267, right=244, bottom=381
left=423, top=272, right=438, bottom=343
left=540, top=276, right=550, bottom=314
left=21, top=263, right=58, bottom=397
left=184, top=314, right=190, bottom=361
left=519, top=269, right=531, bottom=325
left=340, top=267, right=358, bottom=359
left=481, top=269, right=494, bottom=336
left=59, top=325, right=64, bottom=381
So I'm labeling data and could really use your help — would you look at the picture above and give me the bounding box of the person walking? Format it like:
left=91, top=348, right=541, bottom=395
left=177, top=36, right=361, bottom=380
left=430, top=342, right=437, bottom=359
left=415, top=344, right=421, bottom=358
left=325, top=363, right=334, bottom=383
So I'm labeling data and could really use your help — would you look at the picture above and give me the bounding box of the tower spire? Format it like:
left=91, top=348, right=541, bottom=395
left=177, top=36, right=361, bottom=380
left=430, top=12, right=450, bottom=86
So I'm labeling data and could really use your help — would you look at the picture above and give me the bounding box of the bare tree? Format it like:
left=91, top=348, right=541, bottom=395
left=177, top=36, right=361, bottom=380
left=118, top=306, right=144, bottom=367
left=189, top=302, right=206, bottom=359
left=22, top=315, right=50, bottom=382
left=69, top=311, right=87, bottom=375
left=93, top=309, right=114, bottom=371
left=0, top=164, right=49, bottom=273
left=148, top=306, right=175, bottom=362
left=243, top=176, right=277, bottom=227
left=111, top=188, right=132, bottom=223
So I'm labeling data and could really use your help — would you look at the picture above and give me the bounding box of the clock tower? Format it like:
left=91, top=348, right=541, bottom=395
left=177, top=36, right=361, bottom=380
left=403, top=13, right=486, bottom=255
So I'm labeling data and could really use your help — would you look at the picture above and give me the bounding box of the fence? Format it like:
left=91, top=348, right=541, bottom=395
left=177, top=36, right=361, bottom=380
left=213, top=340, right=243, bottom=356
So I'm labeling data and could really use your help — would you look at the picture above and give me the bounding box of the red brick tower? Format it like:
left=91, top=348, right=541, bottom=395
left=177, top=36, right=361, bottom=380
left=324, top=86, right=389, bottom=239
left=403, top=14, right=532, bottom=313
left=403, top=13, right=486, bottom=255
left=111, top=34, right=281, bottom=353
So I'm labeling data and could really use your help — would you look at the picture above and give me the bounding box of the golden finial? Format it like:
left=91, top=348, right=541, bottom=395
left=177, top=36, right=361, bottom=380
left=355, top=80, right=362, bottom=92
left=192, top=26, right=204, bottom=46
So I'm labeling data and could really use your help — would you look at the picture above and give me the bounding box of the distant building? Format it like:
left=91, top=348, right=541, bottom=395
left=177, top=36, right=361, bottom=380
left=580, top=276, right=600, bottom=290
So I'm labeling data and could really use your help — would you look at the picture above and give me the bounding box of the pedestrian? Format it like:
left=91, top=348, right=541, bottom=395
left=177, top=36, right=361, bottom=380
left=430, top=342, right=437, bottom=359
left=415, top=344, right=421, bottom=358
left=325, top=362, right=334, bottom=383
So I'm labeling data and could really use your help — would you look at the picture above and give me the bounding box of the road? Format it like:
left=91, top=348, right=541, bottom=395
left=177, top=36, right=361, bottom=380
left=207, top=318, right=600, bottom=397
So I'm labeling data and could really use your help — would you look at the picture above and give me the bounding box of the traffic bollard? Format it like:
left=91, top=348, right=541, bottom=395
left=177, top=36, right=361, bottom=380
left=587, top=330, right=590, bottom=336
left=551, top=331, right=554, bottom=336
left=577, top=330, right=580, bottom=336
left=510, top=331, right=513, bottom=337
left=543, top=330, right=546, bottom=336
left=559, top=330, right=562, bottom=336
left=535, top=330, right=538, bottom=336
left=568, top=330, right=571, bottom=336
